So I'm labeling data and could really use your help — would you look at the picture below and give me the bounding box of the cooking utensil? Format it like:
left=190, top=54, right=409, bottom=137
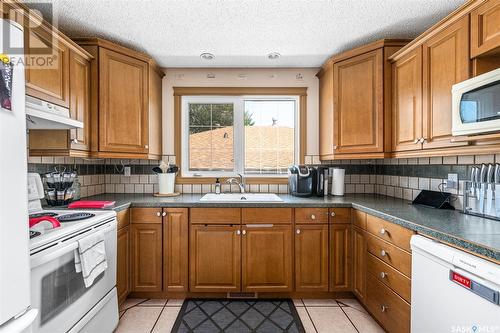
left=495, top=164, right=500, bottom=217
left=152, top=167, right=163, bottom=174
left=167, top=165, right=178, bottom=173
left=159, top=161, right=168, bottom=173
left=478, top=164, right=487, bottom=214
left=486, top=164, right=494, bottom=215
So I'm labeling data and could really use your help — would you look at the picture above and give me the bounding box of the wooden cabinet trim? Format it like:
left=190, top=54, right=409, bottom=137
left=471, top=0, right=500, bottom=57
left=130, top=223, right=163, bottom=292
left=242, top=208, right=292, bottom=224
left=367, top=252, right=411, bottom=303
left=330, top=208, right=351, bottom=224
left=329, top=224, right=351, bottom=291
left=190, top=208, right=241, bottom=224
left=130, top=208, right=162, bottom=224
left=365, top=232, right=412, bottom=277
left=365, top=214, right=415, bottom=252
left=295, top=208, right=329, bottom=224
left=163, top=208, right=188, bottom=292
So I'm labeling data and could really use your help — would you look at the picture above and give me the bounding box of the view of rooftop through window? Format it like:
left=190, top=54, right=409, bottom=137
left=186, top=98, right=297, bottom=176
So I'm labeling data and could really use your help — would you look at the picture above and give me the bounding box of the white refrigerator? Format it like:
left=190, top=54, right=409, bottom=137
left=0, top=19, right=38, bottom=332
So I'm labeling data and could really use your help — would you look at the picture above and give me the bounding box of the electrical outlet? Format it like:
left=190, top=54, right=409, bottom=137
left=446, top=173, right=458, bottom=190
left=124, top=166, right=131, bottom=177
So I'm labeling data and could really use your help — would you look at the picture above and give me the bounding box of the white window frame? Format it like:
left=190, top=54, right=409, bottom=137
left=181, top=95, right=300, bottom=178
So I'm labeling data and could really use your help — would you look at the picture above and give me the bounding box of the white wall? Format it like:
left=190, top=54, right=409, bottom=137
left=161, top=68, right=320, bottom=156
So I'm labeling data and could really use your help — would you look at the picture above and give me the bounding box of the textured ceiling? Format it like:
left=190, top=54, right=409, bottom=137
left=27, top=0, right=466, bottom=68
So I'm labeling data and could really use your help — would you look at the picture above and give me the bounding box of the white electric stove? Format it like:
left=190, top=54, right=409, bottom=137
left=27, top=173, right=118, bottom=333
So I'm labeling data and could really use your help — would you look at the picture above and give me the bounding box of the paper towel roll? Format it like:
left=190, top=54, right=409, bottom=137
left=331, top=168, right=345, bottom=196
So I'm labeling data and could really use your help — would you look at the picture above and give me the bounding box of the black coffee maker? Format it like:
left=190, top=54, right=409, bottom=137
left=288, top=165, right=317, bottom=197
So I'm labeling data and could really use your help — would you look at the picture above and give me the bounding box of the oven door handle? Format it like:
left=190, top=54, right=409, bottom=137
left=31, top=241, right=79, bottom=269
left=30, top=222, right=116, bottom=269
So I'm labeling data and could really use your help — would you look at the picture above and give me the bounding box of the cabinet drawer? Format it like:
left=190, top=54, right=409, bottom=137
left=117, top=209, right=130, bottom=229
left=365, top=232, right=411, bottom=277
left=367, top=252, right=411, bottom=303
left=190, top=208, right=241, bottom=224
left=242, top=208, right=292, bottom=224
left=330, top=208, right=351, bottom=223
left=352, top=210, right=366, bottom=229
left=295, top=208, right=329, bottom=224
left=366, top=274, right=410, bottom=333
left=130, top=208, right=162, bottom=224
left=366, top=215, right=414, bottom=251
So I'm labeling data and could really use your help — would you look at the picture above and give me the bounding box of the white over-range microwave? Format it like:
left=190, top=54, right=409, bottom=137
left=452, top=68, right=500, bottom=136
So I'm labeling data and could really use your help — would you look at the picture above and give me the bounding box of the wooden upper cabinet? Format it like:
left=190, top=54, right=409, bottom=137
left=392, top=47, right=423, bottom=152
left=295, top=224, right=329, bottom=292
left=189, top=225, right=241, bottom=292
left=471, top=0, right=500, bottom=58
left=242, top=225, right=293, bottom=292
left=422, top=15, right=470, bottom=149
left=99, top=48, right=149, bottom=154
left=69, top=51, right=91, bottom=151
left=318, top=63, right=335, bottom=160
left=130, top=223, right=163, bottom=292
left=330, top=224, right=351, bottom=291
left=25, top=27, right=70, bottom=108
left=333, top=50, right=383, bottom=155
left=163, top=208, right=188, bottom=292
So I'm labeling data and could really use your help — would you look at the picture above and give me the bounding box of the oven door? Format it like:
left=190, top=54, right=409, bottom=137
left=452, top=68, right=500, bottom=136
left=30, top=220, right=117, bottom=333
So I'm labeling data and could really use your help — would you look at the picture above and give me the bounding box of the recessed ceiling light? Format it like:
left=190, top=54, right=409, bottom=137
left=267, top=52, right=281, bottom=60
left=200, top=52, right=215, bottom=60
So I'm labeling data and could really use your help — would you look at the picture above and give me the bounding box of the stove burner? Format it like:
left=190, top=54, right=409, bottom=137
left=29, top=212, right=58, bottom=219
left=56, top=212, right=95, bottom=222
left=30, top=230, right=41, bottom=239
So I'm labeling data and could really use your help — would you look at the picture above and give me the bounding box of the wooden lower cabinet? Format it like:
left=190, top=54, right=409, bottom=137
left=130, top=223, right=163, bottom=292
left=329, top=224, right=351, bottom=291
left=352, top=227, right=366, bottom=301
left=189, top=225, right=241, bottom=292
left=163, top=208, right=188, bottom=292
left=366, top=273, right=411, bottom=333
left=117, top=225, right=130, bottom=304
left=295, top=224, right=329, bottom=292
left=242, top=225, right=293, bottom=292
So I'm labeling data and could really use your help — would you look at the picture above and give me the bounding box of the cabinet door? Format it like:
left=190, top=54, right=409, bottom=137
left=242, top=225, right=293, bottom=292
left=392, top=47, right=423, bottom=152
left=295, top=224, right=329, bottom=292
left=471, top=0, right=500, bottom=58
left=333, top=50, right=383, bottom=154
left=330, top=224, right=351, bottom=291
left=117, top=226, right=130, bottom=305
left=352, top=227, right=366, bottom=302
left=99, top=48, right=149, bottom=154
left=130, top=223, right=162, bottom=292
left=69, top=51, right=91, bottom=151
left=422, top=16, right=470, bottom=149
left=189, top=225, right=241, bottom=292
left=319, top=64, right=335, bottom=160
left=25, top=28, right=70, bottom=107
left=163, top=208, right=188, bottom=292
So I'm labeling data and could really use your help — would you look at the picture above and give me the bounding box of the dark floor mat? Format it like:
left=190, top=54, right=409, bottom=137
left=171, top=299, right=305, bottom=333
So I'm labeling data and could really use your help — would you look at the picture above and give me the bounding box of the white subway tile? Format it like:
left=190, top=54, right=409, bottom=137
left=28, top=156, right=42, bottom=164
left=115, top=184, right=125, bottom=193
left=182, top=185, right=192, bottom=194
left=134, top=184, right=144, bottom=193
left=365, top=184, right=374, bottom=193
left=457, top=155, right=474, bottom=164
left=41, top=156, right=54, bottom=164
left=355, top=184, right=364, bottom=193
left=409, top=177, right=419, bottom=189
left=192, top=184, right=202, bottom=194
left=350, top=174, right=360, bottom=184
left=418, top=178, right=430, bottom=190
left=475, top=154, right=494, bottom=164
left=399, top=176, right=409, bottom=188
left=278, top=184, right=288, bottom=194
left=386, top=186, right=395, bottom=197
left=106, top=184, right=115, bottom=193
left=443, top=156, right=457, bottom=164
left=360, top=174, right=370, bottom=184
left=125, top=184, right=135, bottom=193
left=429, top=157, right=442, bottom=165
left=130, top=175, right=140, bottom=184
left=144, top=184, right=154, bottom=193
left=418, top=157, right=429, bottom=165
left=403, top=188, right=412, bottom=201
left=394, top=187, right=403, bottom=198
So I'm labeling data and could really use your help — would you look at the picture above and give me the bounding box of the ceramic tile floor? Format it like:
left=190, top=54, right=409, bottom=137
left=115, top=298, right=384, bottom=333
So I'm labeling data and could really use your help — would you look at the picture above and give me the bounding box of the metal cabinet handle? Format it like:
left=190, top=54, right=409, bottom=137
left=333, top=145, right=337, bottom=150
left=310, top=214, right=316, bottom=220
left=236, top=230, right=241, bottom=235
left=145, top=145, right=149, bottom=149
left=420, top=138, right=426, bottom=143
left=414, top=138, right=420, bottom=144
left=380, top=249, right=387, bottom=257
left=162, top=211, right=167, bottom=217
left=296, top=229, right=301, bottom=234
left=381, top=305, right=389, bottom=312
left=242, top=230, right=246, bottom=235
left=380, top=272, right=388, bottom=279
left=379, top=228, right=386, bottom=235
left=330, top=212, right=336, bottom=217
left=71, top=138, right=78, bottom=144
left=156, top=212, right=161, bottom=217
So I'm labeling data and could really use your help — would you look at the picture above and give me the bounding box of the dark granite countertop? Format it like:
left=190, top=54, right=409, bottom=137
left=81, top=193, right=500, bottom=262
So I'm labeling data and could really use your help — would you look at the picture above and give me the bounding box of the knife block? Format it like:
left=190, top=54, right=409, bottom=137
left=463, top=181, right=500, bottom=221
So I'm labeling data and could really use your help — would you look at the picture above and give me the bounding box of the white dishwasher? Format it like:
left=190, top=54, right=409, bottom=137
left=411, top=235, right=500, bottom=333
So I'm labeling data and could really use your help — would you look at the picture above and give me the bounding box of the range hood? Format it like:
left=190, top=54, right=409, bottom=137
left=25, top=96, right=83, bottom=129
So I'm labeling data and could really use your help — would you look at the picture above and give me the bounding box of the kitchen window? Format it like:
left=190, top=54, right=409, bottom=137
left=181, top=95, right=300, bottom=178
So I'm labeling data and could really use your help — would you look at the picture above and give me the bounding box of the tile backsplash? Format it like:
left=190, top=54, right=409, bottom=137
left=28, top=153, right=500, bottom=210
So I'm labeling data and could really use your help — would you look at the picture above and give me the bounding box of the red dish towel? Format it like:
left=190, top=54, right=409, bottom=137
left=68, top=201, right=116, bottom=209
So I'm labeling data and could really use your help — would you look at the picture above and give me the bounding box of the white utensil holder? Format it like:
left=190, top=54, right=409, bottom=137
left=158, top=173, right=175, bottom=194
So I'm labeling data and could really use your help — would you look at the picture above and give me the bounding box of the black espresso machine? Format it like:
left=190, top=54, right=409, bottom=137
left=288, top=165, right=329, bottom=197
